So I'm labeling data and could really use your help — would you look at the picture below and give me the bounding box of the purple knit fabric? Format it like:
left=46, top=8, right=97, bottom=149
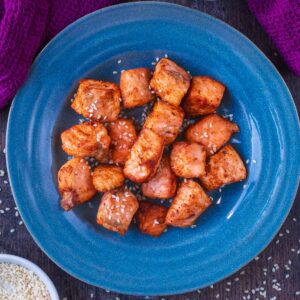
left=0, top=0, right=118, bottom=109
left=248, top=0, right=300, bottom=77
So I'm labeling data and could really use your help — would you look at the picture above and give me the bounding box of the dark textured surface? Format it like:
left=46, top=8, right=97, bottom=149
left=0, top=0, right=299, bottom=299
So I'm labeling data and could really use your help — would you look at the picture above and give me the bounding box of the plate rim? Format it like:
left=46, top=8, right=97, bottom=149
left=6, top=1, right=300, bottom=296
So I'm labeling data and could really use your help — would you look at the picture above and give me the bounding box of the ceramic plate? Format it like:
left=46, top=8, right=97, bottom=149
left=6, top=2, right=300, bottom=296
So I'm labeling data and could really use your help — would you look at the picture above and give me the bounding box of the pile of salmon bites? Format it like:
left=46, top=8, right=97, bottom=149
left=57, top=58, right=247, bottom=237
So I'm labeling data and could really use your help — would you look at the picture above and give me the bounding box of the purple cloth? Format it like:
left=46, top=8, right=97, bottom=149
left=0, top=0, right=118, bottom=109
left=248, top=0, right=300, bottom=77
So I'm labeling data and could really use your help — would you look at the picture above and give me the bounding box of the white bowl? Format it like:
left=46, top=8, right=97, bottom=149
left=0, top=254, right=59, bottom=300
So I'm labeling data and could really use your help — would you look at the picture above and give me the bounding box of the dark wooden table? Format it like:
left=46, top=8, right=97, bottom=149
left=1, top=0, right=299, bottom=299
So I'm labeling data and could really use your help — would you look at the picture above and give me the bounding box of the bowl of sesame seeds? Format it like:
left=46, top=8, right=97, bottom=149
left=0, top=254, right=59, bottom=300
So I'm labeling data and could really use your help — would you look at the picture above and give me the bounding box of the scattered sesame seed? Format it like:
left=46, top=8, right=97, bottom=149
left=216, top=197, right=222, bottom=205
left=0, top=170, right=5, bottom=176
left=112, top=71, right=118, bottom=74
left=252, top=159, right=257, bottom=164
left=117, top=59, right=122, bottom=64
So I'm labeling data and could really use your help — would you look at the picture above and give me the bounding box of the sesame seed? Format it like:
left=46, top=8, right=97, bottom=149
left=252, top=159, right=257, bottom=163
left=0, top=170, right=5, bottom=176
left=117, top=59, right=122, bottom=64
left=216, top=197, right=222, bottom=205
left=112, top=71, right=118, bottom=74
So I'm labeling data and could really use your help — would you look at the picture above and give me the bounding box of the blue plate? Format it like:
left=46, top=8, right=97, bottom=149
left=6, top=2, right=300, bottom=296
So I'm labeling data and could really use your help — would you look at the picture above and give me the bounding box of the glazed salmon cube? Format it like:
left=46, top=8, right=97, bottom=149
left=136, top=202, right=168, bottom=237
left=92, top=165, right=125, bottom=192
left=150, top=58, right=191, bottom=106
left=107, top=118, right=137, bottom=165
left=185, top=114, right=239, bottom=155
left=120, top=68, right=155, bottom=108
left=200, top=145, right=247, bottom=191
left=58, top=158, right=96, bottom=211
left=71, top=79, right=120, bottom=122
left=96, top=189, right=139, bottom=235
left=170, top=142, right=206, bottom=178
left=141, top=156, right=177, bottom=199
left=61, top=122, right=111, bottom=162
left=183, top=76, right=225, bottom=116
left=143, top=100, right=184, bottom=144
left=165, top=179, right=212, bottom=227
left=123, top=128, right=164, bottom=183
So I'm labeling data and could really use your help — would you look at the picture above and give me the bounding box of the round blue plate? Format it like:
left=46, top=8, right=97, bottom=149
left=6, top=2, right=300, bottom=296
